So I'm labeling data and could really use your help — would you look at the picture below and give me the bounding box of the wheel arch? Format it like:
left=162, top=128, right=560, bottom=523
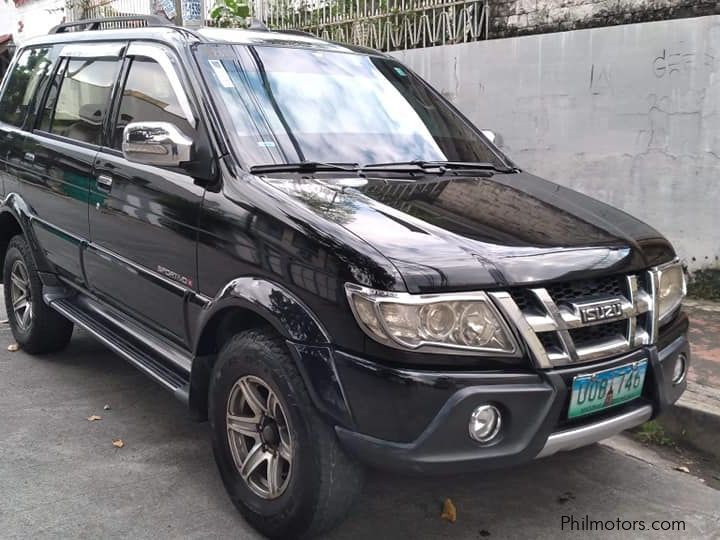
left=192, top=277, right=330, bottom=356
left=0, top=194, right=52, bottom=281
left=0, top=206, right=25, bottom=283
left=188, top=278, right=352, bottom=427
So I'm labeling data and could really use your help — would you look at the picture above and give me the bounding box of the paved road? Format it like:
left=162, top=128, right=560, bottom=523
left=0, top=291, right=719, bottom=540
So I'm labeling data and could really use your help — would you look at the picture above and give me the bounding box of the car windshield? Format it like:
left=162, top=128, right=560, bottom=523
left=195, top=43, right=510, bottom=170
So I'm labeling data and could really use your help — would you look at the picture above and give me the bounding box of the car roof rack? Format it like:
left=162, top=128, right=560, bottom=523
left=274, top=29, right=317, bottom=38
left=49, top=15, right=174, bottom=34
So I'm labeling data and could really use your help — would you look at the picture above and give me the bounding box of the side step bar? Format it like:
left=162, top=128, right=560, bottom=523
left=49, top=297, right=190, bottom=403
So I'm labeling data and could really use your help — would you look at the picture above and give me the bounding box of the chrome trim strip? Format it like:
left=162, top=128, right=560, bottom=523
left=627, top=275, right=638, bottom=346
left=524, top=313, right=557, bottom=332
left=536, top=404, right=653, bottom=459
left=126, top=43, right=197, bottom=129
left=648, top=269, right=660, bottom=344
left=489, top=292, right=551, bottom=368
left=548, top=350, right=571, bottom=365
left=531, top=288, right=579, bottom=363
left=574, top=336, right=633, bottom=363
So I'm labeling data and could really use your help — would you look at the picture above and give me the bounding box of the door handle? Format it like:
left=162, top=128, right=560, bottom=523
left=96, top=174, right=113, bottom=191
left=24, top=152, right=35, bottom=163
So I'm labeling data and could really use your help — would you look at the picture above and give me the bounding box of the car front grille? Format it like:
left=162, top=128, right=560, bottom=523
left=546, top=275, right=626, bottom=306
left=490, top=271, right=660, bottom=368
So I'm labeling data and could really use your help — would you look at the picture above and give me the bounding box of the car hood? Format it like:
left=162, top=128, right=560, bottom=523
left=262, top=172, right=675, bottom=293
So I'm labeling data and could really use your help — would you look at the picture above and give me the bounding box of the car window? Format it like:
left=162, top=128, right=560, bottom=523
left=48, top=58, right=120, bottom=146
left=38, top=58, right=67, bottom=133
left=112, top=57, right=194, bottom=149
left=0, top=47, right=57, bottom=128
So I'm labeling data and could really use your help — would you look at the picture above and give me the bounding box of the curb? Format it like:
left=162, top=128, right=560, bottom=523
left=655, top=384, right=720, bottom=460
left=683, top=298, right=720, bottom=312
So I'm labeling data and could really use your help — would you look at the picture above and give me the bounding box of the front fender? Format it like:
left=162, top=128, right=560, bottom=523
left=188, top=278, right=354, bottom=427
left=193, top=276, right=330, bottom=351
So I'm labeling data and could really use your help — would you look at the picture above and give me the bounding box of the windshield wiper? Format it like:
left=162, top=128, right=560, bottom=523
left=250, top=161, right=359, bottom=174
left=360, top=161, right=515, bottom=174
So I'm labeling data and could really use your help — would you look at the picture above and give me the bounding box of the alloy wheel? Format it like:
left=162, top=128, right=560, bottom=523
left=10, top=259, right=32, bottom=331
left=226, top=375, right=293, bottom=499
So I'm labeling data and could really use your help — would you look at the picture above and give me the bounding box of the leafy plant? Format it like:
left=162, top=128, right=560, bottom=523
left=210, top=0, right=251, bottom=28
left=687, top=268, right=720, bottom=301
left=634, top=420, right=674, bottom=446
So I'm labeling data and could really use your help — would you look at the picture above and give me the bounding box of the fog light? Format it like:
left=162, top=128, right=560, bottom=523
left=468, top=404, right=502, bottom=443
left=672, top=353, right=687, bottom=385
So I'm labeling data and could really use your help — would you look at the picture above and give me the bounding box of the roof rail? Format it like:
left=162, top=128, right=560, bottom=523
left=49, top=15, right=174, bottom=34
left=274, top=29, right=318, bottom=38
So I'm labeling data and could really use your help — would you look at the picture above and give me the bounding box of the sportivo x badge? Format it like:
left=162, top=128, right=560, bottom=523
left=575, top=298, right=625, bottom=324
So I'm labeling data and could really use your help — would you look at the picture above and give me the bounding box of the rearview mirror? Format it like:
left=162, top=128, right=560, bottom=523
left=481, top=129, right=503, bottom=147
left=122, top=122, right=193, bottom=167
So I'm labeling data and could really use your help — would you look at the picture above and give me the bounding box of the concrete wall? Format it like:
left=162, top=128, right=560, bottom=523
left=392, top=15, right=720, bottom=271
left=12, top=0, right=65, bottom=44
left=493, top=0, right=720, bottom=37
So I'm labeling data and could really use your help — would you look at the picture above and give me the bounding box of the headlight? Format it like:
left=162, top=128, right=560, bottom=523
left=657, top=262, right=686, bottom=324
left=345, top=284, right=519, bottom=355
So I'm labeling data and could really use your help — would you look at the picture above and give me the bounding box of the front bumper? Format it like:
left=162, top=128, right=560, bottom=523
left=331, top=314, right=689, bottom=475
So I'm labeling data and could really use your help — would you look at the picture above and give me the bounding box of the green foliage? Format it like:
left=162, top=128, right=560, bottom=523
left=634, top=420, right=674, bottom=446
left=210, top=0, right=251, bottom=28
left=687, top=268, right=720, bottom=301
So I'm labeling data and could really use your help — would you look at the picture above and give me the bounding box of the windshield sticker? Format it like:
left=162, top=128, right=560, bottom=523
left=258, top=141, right=276, bottom=148
left=208, top=59, right=234, bottom=88
left=393, top=66, right=408, bottom=77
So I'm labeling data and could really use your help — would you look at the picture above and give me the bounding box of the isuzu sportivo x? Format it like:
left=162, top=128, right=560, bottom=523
left=0, top=16, right=689, bottom=539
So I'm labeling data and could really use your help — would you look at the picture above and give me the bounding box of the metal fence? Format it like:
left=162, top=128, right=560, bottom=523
left=66, top=0, right=490, bottom=51
left=65, top=0, right=154, bottom=21
left=254, top=0, right=490, bottom=51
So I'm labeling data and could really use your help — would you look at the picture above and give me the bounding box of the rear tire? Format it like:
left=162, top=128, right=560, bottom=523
left=209, top=328, right=363, bottom=539
left=2, top=235, right=73, bottom=354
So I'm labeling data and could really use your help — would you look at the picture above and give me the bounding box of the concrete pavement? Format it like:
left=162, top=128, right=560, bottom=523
left=657, top=301, right=720, bottom=458
left=0, top=292, right=719, bottom=539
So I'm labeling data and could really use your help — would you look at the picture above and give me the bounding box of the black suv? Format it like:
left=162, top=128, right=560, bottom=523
left=0, top=17, right=690, bottom=539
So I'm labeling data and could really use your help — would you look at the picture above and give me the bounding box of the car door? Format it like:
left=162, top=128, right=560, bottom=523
left=2, top=44, right=119, bottom=283
left=85, top=42, right=206, bottom=346
left=0, top=46, right=57, bottom=207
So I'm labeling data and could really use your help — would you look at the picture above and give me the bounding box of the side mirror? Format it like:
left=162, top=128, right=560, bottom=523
left=122, top=122, right=193, bottom=167
left=481, top=129, right=503, bottom=147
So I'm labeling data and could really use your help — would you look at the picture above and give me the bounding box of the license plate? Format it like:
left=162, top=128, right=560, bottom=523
left=568, top=360, right=648, bottom=419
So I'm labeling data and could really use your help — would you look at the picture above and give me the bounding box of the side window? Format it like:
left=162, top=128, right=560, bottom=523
left=38, top=58, right=67, bottom=133
left=113, top=57, right=194, bottom=149
left=47, top=58, right=119, bottom=145
left=0, top=47, right=56, bottom=128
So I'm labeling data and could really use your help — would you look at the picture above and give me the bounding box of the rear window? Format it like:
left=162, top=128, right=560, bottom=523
left=0, top=47, right=57, bottom=128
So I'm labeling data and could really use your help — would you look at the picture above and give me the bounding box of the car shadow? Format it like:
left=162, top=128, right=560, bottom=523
left=3, top=325, right=715, bottom=539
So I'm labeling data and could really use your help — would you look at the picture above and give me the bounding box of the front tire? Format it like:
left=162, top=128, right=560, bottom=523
left=209, top=328, right=363, bottom=539
left=2, top=235, right=73, bottom=354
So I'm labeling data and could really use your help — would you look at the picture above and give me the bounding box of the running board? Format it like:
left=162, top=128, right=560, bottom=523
left=49, top=297, right=190, bottom=403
